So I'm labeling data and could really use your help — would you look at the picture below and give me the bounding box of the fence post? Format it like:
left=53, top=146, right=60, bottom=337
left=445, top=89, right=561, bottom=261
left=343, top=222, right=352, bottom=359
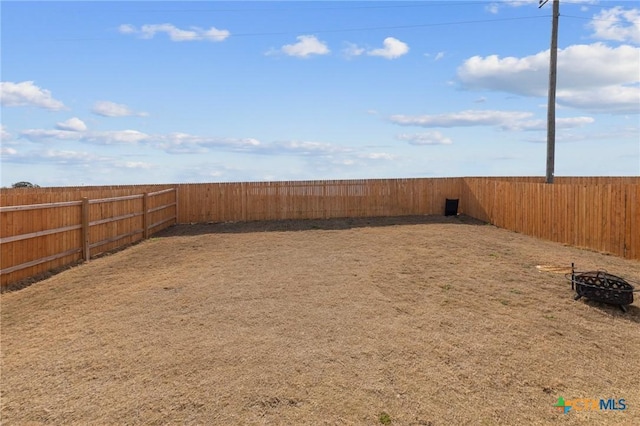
left=143, top=192, right=149, bottom=239
left=81, top=198, right=90, bottom=261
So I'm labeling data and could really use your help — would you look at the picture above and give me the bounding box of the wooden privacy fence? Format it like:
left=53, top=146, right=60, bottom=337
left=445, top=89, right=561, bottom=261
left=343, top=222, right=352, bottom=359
left=462, top=178, right=639, bottom=261
left=1, top=177, right=638, bottom=289
left=1, top=188, right=177, bottom=288
left=175, top=178, right=462, bottom=223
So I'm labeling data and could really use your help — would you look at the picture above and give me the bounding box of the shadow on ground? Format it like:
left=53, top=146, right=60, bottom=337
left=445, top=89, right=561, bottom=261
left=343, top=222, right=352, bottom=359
left=578, top=299, right=640, bottom=324
left=155, top=214, right=486, bottom=237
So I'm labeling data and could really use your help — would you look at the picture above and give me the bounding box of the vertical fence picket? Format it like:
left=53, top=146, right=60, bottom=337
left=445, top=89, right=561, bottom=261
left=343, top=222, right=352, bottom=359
left=143, top=193, right=149, bottom=239
left=82, top=198, right=90, bottom=261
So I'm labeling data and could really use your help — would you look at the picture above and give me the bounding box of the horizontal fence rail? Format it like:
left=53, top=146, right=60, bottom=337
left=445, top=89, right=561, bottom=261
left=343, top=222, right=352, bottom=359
left=1, top=177, right=638, bottom=289
left=1, top=187, right=177, bottom=288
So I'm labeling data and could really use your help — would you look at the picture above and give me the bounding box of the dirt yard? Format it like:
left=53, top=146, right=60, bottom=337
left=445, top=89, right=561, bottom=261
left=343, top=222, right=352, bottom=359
left=1, top=215, right=639, bottom=425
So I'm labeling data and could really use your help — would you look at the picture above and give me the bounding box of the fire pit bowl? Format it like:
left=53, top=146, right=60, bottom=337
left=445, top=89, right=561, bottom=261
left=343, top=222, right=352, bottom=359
left=567, top=265, right=635, bottom=312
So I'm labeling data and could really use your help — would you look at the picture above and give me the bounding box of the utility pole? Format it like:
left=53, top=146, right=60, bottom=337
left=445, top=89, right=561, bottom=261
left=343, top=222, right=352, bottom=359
left=540, top=0, right=559, bottom=183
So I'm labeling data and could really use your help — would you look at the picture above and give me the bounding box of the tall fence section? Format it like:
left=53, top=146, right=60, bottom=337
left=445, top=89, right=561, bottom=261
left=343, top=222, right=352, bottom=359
left=1, top=188, right=177, bottom=287
left=1, top=177, right=638, bottom=289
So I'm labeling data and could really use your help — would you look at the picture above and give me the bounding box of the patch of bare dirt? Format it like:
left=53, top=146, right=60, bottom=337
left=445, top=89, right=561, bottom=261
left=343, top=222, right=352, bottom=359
left=1, top=215, right=639, bottom=425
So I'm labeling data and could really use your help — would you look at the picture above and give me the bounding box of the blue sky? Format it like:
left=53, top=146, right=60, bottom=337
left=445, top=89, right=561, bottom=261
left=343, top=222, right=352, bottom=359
left=1, top=0, right=639, bottom=186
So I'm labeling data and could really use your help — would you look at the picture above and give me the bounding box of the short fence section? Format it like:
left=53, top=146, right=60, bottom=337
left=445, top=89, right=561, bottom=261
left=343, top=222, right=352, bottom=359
left=1, top=188, right=177, bottom=288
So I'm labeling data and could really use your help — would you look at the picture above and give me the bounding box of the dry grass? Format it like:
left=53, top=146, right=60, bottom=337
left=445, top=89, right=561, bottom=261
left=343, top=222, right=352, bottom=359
left=1, top=215, right=639, bottom=425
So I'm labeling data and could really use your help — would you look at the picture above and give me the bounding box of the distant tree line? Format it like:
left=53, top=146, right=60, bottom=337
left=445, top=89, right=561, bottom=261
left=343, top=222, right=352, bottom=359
left=11, top=181, right=40, bottom=188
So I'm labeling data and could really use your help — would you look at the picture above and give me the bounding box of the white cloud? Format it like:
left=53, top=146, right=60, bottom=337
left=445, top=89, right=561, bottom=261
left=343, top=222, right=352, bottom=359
left=550, top=116, right=596, bottom=129
left=457, top=43, right=640, bottom=113
left=489, top=0, right=596, bottom=13
left=525, top=125, right=640, bottom=143
left=118, top=161, right=154, bottom=169
left=202, top=27, right=230, bottom=41
left=0, top=146, right=18, bottom=156
left=424, top=51, right=445, bottom=61
left=500, top=0, right=542, bottom=7
left=458, top=52, right=546, bottom=96
left=82, top=130, right=150, bottom=145
left=0, top=81, right=66, bottom=110
left=390, top=110, right=533, bottom=128
left=175, top=162, right=252, bottom=183
left=19, top=124, right=264, bottom=153
left=2, top=148, right=106, bottom=168
left=21, top=129, right=84, bottom=142
left=342, top=42, right=365, bottom=59
left=396, top=132, right=453, bottom=145
left=486, top=3, right=500, bottom=14
left=142, top=24, right=197, bottom=41
left=265, top=140, right=351, bottom=156
left=1, top=125, right=12, bottom=142
left=556, top=44, right=639, bottom=89
left=333, top=159, right=355, bottom=166
left=390, top=110, right=595, bottom=132
left=589, top=7, right=640, bottom=44
left=154, top=133, right=261, bottom=154
left=278, top=35, right=330, bottom=58
left=157, top=136, right=351, bottom=159
left=367, top=37, right=409, bottom=59
left=118, top=24, right=136, bottom=34
left=557, top=85, right=640, bottom=114
left=21, top=128, right=150, bottom=145
left=485, top=0, right=535, bottom=14
left=56, top=117, right=87, bottom=132
left=41, top=149, right=102, bottom=163
left=358, top=152, right=396, bottom=160
left=343, top=38, right=409, bottom=60
left=1, top=147, right=163, bottom=186
left=92, top=101, right=148, bottom=117
left=501, top=116, right=595, bottom=131
left=119, top=23, right=230, bottom=42
left=2, top=148, right=155, bottom=171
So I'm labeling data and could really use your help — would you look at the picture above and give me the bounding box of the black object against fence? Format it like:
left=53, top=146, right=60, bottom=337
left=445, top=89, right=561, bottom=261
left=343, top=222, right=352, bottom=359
left=445, top=198, right=459, bottom=216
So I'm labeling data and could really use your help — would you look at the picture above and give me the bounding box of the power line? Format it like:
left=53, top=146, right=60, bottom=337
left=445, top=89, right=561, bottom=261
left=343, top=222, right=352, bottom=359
left=562, top=13, right=632, bottom=22
left=128, top=2, right=510, bottom=13
left=129, top=0, right=629, bottom=13
left=231, top=15, right=549, bottom=37
left=16, top=15, right=550, bottom=43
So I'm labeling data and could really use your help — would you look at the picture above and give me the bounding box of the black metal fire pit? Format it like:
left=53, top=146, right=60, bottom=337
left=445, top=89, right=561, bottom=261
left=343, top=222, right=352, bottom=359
left=567, top=264, right=635, bottom=312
